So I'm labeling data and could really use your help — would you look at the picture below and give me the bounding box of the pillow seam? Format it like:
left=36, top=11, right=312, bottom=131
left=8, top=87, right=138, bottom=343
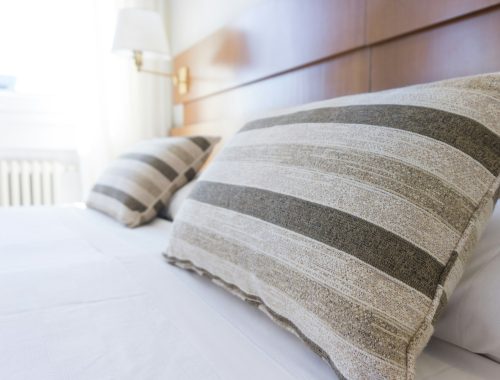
left=167, top=172, right=500, bottom=379
left=405, top=173, right=500, bottom=380
left=163, top=254, right=349, bottom=380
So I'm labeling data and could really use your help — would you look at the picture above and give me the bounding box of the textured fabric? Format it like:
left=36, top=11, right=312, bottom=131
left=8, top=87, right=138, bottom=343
left=87, top=136, right=219, bottom=227
left=165, top=73, right=500, bottom=379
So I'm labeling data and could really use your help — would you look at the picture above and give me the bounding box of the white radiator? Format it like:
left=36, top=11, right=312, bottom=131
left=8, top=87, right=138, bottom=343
left=0, top=151, right=81, bottom=207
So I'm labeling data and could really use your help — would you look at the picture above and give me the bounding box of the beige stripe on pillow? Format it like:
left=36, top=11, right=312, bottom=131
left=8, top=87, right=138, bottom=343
left=165, top=73, right=500, bottom=379
left=87, top=136, right=220, bottom=227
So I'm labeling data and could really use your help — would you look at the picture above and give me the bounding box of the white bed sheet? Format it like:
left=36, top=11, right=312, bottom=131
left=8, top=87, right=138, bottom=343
left=0, top=205, right=498, bottom=380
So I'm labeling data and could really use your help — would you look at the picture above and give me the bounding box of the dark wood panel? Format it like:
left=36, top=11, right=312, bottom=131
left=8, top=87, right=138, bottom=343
left=371, top=7, right=500, bottom=91
left=183, top=49, right=369, bottom=124
left=366, top=0, right=500, bottom=43
left=171, top=1, right=500, bottom=152
left=174, top=0, right=366, bottom=104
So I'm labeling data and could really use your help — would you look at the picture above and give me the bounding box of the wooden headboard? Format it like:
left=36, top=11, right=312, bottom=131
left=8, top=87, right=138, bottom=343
left=170, top=0, right=500, bottom=146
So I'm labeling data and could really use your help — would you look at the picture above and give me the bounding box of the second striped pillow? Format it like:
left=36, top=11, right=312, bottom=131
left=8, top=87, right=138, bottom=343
left=87, top=136, right=219, bottom=227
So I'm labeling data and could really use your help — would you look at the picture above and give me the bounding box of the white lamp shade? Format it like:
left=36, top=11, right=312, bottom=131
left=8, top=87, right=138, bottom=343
left=112, top=9, right=170, bottom=58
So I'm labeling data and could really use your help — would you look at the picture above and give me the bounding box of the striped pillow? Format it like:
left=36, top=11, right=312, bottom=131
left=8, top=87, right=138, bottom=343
left=87, top=136, right=219, bottom=227
left=165, top=73, right=500, bottom=379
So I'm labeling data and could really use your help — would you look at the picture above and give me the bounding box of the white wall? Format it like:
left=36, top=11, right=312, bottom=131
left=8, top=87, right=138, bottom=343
left=167, top=0, right=265, bottom=55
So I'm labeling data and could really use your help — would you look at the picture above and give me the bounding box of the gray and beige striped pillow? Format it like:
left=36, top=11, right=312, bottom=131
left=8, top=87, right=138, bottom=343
left=165, top=73, right=500, bottom=379
left=87, top=136, right=219, bottom=227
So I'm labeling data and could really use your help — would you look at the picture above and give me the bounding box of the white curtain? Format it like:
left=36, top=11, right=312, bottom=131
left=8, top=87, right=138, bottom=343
left=78, top=0, right=172, bottom=194
left=0, top=0, right=172, bottom=196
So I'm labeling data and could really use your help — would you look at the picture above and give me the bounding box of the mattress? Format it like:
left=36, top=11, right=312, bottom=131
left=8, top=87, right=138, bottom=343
left=0, top=205, right=498, bottom=380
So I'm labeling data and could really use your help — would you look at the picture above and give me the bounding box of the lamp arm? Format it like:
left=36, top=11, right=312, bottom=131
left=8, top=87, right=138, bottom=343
left=137, top=68, right=180, bottom=86
left=133, top=50, right=144, bottom=71
left=138, top=68, right=177, bottom=78
left=132, top=50, right=189, bottom=94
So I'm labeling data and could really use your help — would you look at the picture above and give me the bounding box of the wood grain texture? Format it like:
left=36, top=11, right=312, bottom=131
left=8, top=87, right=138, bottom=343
left=366, top=0, right=500, bottom=43
left=173, top=0, right=366, bottom=104
left=371, top=7, right=500, bottom=91
left=182, top=49, right=369, bottom=124
left=172, top=1, right=500, bottom=139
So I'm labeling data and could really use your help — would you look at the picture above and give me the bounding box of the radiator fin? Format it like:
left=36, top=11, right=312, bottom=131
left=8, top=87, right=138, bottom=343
left=0, top=159, right=77, bottom=207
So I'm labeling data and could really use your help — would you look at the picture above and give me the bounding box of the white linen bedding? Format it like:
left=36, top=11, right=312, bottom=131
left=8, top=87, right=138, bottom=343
left=0, top=205, right=498, bottom=380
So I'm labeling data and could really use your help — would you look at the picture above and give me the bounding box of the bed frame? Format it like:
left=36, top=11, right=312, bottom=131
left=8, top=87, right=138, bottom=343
left=170, top=0, right=500, bottom=153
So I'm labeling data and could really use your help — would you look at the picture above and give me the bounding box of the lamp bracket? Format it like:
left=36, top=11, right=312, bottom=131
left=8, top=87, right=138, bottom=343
left=132, top=51, right=189, bottom=95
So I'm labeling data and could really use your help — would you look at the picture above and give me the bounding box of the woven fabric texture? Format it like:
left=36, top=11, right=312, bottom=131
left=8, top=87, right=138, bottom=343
left=165, top=73, right=500, bottom=379
left=88, top=136, right=219, bottom=227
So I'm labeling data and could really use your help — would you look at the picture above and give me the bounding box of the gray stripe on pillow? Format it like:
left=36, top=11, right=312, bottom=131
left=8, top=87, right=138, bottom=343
left=190, top=180, right=443, bottom=298
left=201, top=160, right=458, bottom=263
left=122, top=153, right=179, bottom=181
left=165, top=74, right=500, bottom=379
left=188, top=136, right=211, bottom=151
left=173, top=221, right=412, bottom=364
left=228, top=122, right=493, bottom=203
left=178, top=198, right=431, bottom=327
left=241, top=104, right=500, bottom=175
left=218, top=144, right=475, bottom=232
left=107, top=167, right=163, bottom=197
left=91, top=184, right=147, bottom=212
left=87, top=136, right=220, bottom=227
left=185, top=167, right=197, bottom=181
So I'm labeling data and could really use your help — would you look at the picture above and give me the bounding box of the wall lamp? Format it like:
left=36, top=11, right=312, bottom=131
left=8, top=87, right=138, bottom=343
left=112, top=8, right=189, bottom=95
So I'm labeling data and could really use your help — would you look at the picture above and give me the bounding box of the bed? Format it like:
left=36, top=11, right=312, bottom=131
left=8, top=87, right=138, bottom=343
left=2, top=2, right=500, bottom=379
left=1, top=205, right=498, bottom=380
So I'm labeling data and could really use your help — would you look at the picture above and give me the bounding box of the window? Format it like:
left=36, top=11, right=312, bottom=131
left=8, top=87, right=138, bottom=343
left=0, top=0, right=98, bottom=96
